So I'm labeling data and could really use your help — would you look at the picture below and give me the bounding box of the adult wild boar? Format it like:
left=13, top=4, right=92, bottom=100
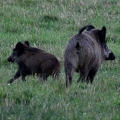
left=7, top=41, right=60, bottom=84
left=64, top=25, right=115, bottom=87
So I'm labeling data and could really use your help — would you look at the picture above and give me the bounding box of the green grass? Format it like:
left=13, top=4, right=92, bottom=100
left=0, top=0, right=120, bottom=119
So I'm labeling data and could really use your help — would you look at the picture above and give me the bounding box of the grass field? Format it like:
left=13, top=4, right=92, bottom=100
left=0, top=0, right=120, bottom=119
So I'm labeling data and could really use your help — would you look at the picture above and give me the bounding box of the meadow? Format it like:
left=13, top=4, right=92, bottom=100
left=0, top=0, right=120, bottom=119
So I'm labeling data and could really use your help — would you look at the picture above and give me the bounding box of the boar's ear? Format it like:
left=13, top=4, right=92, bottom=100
left=100, top=26, right=106, bottom=42
left=15, top=42, right=24, bottom=55
left=16, top=42, right=23, bottom=49
left=24, top=41, right=30, bottom=46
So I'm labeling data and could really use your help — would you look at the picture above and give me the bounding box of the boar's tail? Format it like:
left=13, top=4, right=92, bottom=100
left=79, top=25, right=95, bottom=34
left=52, top=59, right=60, bottom=79
left=75, top=42, right=80, bottom=54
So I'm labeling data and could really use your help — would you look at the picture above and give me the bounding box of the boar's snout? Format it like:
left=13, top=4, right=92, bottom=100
left=7, top=56, right=15, bottom=62
left=105, top=51, right=115, bottom=60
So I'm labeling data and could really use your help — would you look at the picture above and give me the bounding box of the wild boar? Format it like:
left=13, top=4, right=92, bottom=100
left=7, top=41, right=60, bottom=84
left=64, top=25, right=115, bottom=87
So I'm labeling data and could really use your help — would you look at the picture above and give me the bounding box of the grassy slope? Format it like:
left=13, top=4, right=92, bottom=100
left=0, top=0, right=120, bottom=119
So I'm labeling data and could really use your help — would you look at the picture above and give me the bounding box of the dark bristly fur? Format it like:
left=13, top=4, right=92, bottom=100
left=7, top=41, right=60, bottom=84
left=64, top=25, right=115, bottom=87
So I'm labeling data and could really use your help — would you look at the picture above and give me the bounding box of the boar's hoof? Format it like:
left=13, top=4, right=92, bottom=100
left=7, top=79, right=14, bottom=84
left=22, top=79, right=26, bottom=82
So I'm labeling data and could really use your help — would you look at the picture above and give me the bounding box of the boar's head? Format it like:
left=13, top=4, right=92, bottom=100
left=92, top=26, right=115, bottom=60
left=7, top=41, right=29, bottom=62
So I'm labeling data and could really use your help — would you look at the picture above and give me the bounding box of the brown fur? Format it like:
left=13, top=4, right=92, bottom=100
left=7, top=41, right=60, bottom=84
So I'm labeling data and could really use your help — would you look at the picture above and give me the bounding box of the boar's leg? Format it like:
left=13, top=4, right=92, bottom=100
left=65, top=63, right=74, bottom=87
left=87, top=69, right=98, bottom=83
left=39, top=72, right=49, bottom=82
left=7, top=69, right=21, bottom=84
left=77, top=69, right=88, bottom=83
left=41, top=68, right=54, bottom=81
left=40, top=60, right=59, bottom=81
left=20, top=64, right=30, bottom=82
left=41, top=74, right=48, bottom=81
left=21, top=76, right=26, bottom=82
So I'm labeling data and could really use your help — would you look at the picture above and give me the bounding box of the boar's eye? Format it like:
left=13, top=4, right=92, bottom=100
left=13, top=48, right=23, bottom=56
left=13, top=49, right=17, bottom=53
left=13, top=50, right=17, bottom=55
left=102, top=43, right=107, bottom=49
left=12, top=49, right=18, bottom=56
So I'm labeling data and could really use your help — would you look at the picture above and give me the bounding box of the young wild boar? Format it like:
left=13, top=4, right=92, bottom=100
left=7, top=41, right=60, bottom=84
left=64, top=25, right=115, bottom=87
